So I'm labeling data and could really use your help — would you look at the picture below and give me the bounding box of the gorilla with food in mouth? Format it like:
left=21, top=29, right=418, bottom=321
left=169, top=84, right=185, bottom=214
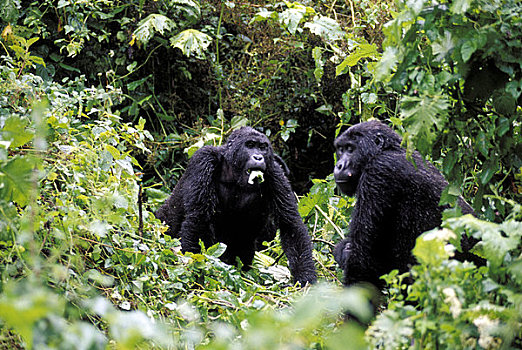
left=155, top=127, right=317, bottom=285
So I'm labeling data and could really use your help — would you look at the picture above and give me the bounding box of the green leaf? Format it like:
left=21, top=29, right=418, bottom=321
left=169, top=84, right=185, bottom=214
left=336, top=43, right=379, bottom=76
left=442, top=151, right=458, bottom=175
left=496, top=117, right=510, bottom=137
left=9, top=44, right=25, bottom=58
left=373, top=47, right=398, bottom=81
left=105, top=144, right=121, bottom=159
left=250, top=8, right=276, bottom=23
left=26, top=36, right=39, bottom=48
left=0, top=156, right=35, bottom=206
left=460, top=40, right=476, bottom=62
left=312, top=46, right=324, bottom=82
left=298, top=189, right=328, bottom=217
left=58, top=63, right=81, bottom=73
left=171, top=0, right=201, bottom=21
left=479, top=160, right=498, bottom=184
left=413, top=228, right=457, bottom=265
left=505, top=80, right=522, bottom=99
left=134, top=14, right=176, bottom=46
left=400, top=94, right=449, bottom=154
left=476, top=130, right=489, bottom=157
left=230, top=115, right=249, bottom=130
left=1, top=116, right=33, bottom=148
left=127, top=75, right=150, bottom=91
left=279, top=5, right=310, bottom=34
left=170, top=29, right=212, bottom=58
left=29, top=55, right=46, bottom=67
left=451, top=0, right=472, bottom=14
left=315, top=104, right=332, bottom=115
left=491, top=90, right=516, bottom=115
left=207, top=242, right=227, bottom=258
left=431, top=31, right=454, bottom=61
left=508, top=258, right=522, bottom=286
left=446, top=216, right=522, bottom=267
left=146, top=188, right=169, bottom=204
left=304, top=15, right=345, bottom=42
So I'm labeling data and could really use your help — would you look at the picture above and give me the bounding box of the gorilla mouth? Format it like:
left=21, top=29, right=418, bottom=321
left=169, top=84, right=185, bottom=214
left=247, top=169, right=265, bottom=184
left=335, top=172, right=353, bottom=183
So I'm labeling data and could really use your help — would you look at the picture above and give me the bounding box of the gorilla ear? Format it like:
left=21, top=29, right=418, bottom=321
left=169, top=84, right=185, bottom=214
left=375, top=133, right=385, bottom=149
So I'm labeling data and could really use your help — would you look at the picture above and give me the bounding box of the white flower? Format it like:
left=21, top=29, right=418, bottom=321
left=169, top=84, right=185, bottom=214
left=442, top=287, right=461, bottom=317
left=473, top=315, right=501, bottom=349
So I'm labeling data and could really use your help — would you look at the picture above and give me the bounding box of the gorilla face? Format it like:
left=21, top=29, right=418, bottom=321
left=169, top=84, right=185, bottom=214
left=223, top=127, right=273, bottom=188
left=333, top=132, right=363, bottom=196
left=244, top=138, right=269, bottom=185
left=333, top=121, right=402, bottom=196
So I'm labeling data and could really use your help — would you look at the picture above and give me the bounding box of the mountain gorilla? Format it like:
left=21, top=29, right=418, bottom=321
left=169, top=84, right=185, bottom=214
left=155, top=127, right=316, bottom=285
left=333, top=120, right=483, bottom=288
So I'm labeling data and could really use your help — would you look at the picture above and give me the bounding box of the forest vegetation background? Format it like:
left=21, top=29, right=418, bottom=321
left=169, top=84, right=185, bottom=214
left=0, top=0, right=521, bottom=348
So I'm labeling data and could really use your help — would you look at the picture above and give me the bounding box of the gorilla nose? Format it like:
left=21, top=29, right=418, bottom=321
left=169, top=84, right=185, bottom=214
left=334, top=161, right=351, bottom=179
left=252, top=154, right=264, bottom=162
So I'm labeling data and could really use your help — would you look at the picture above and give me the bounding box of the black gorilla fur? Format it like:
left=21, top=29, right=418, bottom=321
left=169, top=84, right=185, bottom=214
left=155, top=127, right=317, bottom=285
left=333, top=120, right=483, bottom=288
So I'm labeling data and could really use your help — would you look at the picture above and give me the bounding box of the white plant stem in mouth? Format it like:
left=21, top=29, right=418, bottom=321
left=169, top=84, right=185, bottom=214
left=248, top=170, right=264, bottom=184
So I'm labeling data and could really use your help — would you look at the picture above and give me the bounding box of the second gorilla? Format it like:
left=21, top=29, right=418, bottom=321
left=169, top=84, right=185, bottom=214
left=333, top=120, right=484, bottom=288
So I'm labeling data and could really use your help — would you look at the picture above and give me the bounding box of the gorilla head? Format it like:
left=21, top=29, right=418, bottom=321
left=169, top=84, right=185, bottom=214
left=221, top=127, right=273, bottom=188
left=334, top=121, right=402, bottom=195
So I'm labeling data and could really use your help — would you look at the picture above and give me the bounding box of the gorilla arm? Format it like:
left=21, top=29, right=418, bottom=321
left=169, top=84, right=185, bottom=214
left=165, top=146, right=221, bottom=253
left=337, top=168, right=396, bottom=287
left=270, top=167, right=317, bottom=285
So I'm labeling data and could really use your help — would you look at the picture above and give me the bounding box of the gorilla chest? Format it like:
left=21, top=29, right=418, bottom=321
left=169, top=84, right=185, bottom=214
left=214, top=184, right=271, bottom=237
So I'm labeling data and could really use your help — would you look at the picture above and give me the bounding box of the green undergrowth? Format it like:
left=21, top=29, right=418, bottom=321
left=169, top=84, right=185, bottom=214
left=1, top=0, right=521, bottom=348
left=1, top=59, right=521, bottom=350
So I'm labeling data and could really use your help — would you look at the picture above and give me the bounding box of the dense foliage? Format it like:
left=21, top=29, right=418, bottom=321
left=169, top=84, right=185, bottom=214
left=1, top=0, right=521, bottom=349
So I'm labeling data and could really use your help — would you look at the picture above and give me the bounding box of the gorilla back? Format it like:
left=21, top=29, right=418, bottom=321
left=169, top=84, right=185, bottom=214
left=155, top=127, right=317, bottom=285
left=333, top=120, right=483, bottom=288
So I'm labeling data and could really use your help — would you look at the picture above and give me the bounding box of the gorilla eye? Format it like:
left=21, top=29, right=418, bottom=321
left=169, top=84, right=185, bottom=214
left=338, top=145, right=354, bottom=153
left=245, top=141, right=255, bottom=149
left=259, top=143, right=268, bottom=151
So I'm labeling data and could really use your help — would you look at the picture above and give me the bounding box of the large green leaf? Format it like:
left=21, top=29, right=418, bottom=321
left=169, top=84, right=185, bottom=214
left=1, top=116, right=33, bottom=148
left=336, top=43, right=379, bottom=76
left=304, top=15, right=345, bottom=42
left=446, top=215, right=522, bottom=267
left=373, top=47, right=398, bottom=81
left=413, top=228, right=456, bottom=266
left=431, top=31, right=454, bottom=62
left=279, top=5, right=310, bottom=34
left=133, top=14, right=176, bottom=46
left=170, top=29, right=212, bottom=58
left=0, top=156, right=35, bottom=206
left=400, top=93, right=449, bottom=154
left=0, top=0, right=20, bottom=22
